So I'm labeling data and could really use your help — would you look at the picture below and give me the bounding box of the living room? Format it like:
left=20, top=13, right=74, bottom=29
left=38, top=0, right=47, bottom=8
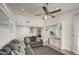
left=0, top=3, right=79, bottom=55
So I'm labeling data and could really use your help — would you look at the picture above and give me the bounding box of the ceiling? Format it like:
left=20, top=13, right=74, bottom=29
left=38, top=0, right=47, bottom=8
left=5, top=3, right=79, bottom=26
left=6, top=3, right=79, bottom=15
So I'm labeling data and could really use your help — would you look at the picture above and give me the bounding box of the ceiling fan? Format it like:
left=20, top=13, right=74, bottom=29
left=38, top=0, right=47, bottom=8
left=35, top=3, right=61, bottom=20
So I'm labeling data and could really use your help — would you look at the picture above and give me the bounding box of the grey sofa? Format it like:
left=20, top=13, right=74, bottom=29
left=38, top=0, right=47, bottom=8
left=24, top=36, right=43, bottom=48
left=0, top=39, right=35, bottom=55
left=0, top=39, right=20, bottom=55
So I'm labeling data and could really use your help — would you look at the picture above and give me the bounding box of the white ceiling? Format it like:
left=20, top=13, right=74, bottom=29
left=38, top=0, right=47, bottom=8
left=6, top=3, right=79, bottom=26
left=6, top=3, right=79, bottom=15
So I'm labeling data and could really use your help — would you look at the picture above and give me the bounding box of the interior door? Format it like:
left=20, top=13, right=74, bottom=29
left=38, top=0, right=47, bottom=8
left=72, top=15, right=79, bottom=54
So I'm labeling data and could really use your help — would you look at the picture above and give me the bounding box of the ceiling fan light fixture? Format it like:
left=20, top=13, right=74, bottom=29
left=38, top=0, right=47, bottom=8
left=35, top=3, right=61, bottom=20
left=44, top=15, right=47, bottom=19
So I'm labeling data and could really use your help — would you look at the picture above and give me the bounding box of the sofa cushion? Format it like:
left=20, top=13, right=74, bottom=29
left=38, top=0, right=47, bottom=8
left=30, top=36, right=36, bottom=42
left=36, top=37, right=41, bottom=42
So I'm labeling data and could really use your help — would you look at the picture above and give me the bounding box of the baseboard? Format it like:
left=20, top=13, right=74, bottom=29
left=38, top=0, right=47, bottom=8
left=47, top=44, right=76, bottom=55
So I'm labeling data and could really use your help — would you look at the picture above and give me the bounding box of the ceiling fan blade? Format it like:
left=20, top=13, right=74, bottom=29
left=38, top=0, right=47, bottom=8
left=35, top=14, right=43, bottom=16
left=42, top=6, right=48, bottom=14
left=50, top=15, right=55, bottom=18
left=49, top=9, right=61, bottom=14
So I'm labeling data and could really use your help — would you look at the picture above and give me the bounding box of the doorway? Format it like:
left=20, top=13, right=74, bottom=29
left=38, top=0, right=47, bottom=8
left=47, top=23, right=62, bottom=49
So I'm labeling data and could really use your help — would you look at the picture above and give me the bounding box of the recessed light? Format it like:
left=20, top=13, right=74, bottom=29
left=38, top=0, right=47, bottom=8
left=21, top=8, right=24, bottom=11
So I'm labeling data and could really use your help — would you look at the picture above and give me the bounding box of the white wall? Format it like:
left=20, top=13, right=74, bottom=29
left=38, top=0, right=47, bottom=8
left=0, top=27, right=11, bottom=49
left=16, top=25, right=38, bottom=40
left=16, top=26, right=31, bottom=40
left=0, top=19, right=17, bottom=49
left=56, top=8, right=79, bottom=51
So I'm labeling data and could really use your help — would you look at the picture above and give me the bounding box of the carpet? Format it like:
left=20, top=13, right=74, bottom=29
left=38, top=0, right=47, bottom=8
left=32, top=46, right=64, bottom=55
